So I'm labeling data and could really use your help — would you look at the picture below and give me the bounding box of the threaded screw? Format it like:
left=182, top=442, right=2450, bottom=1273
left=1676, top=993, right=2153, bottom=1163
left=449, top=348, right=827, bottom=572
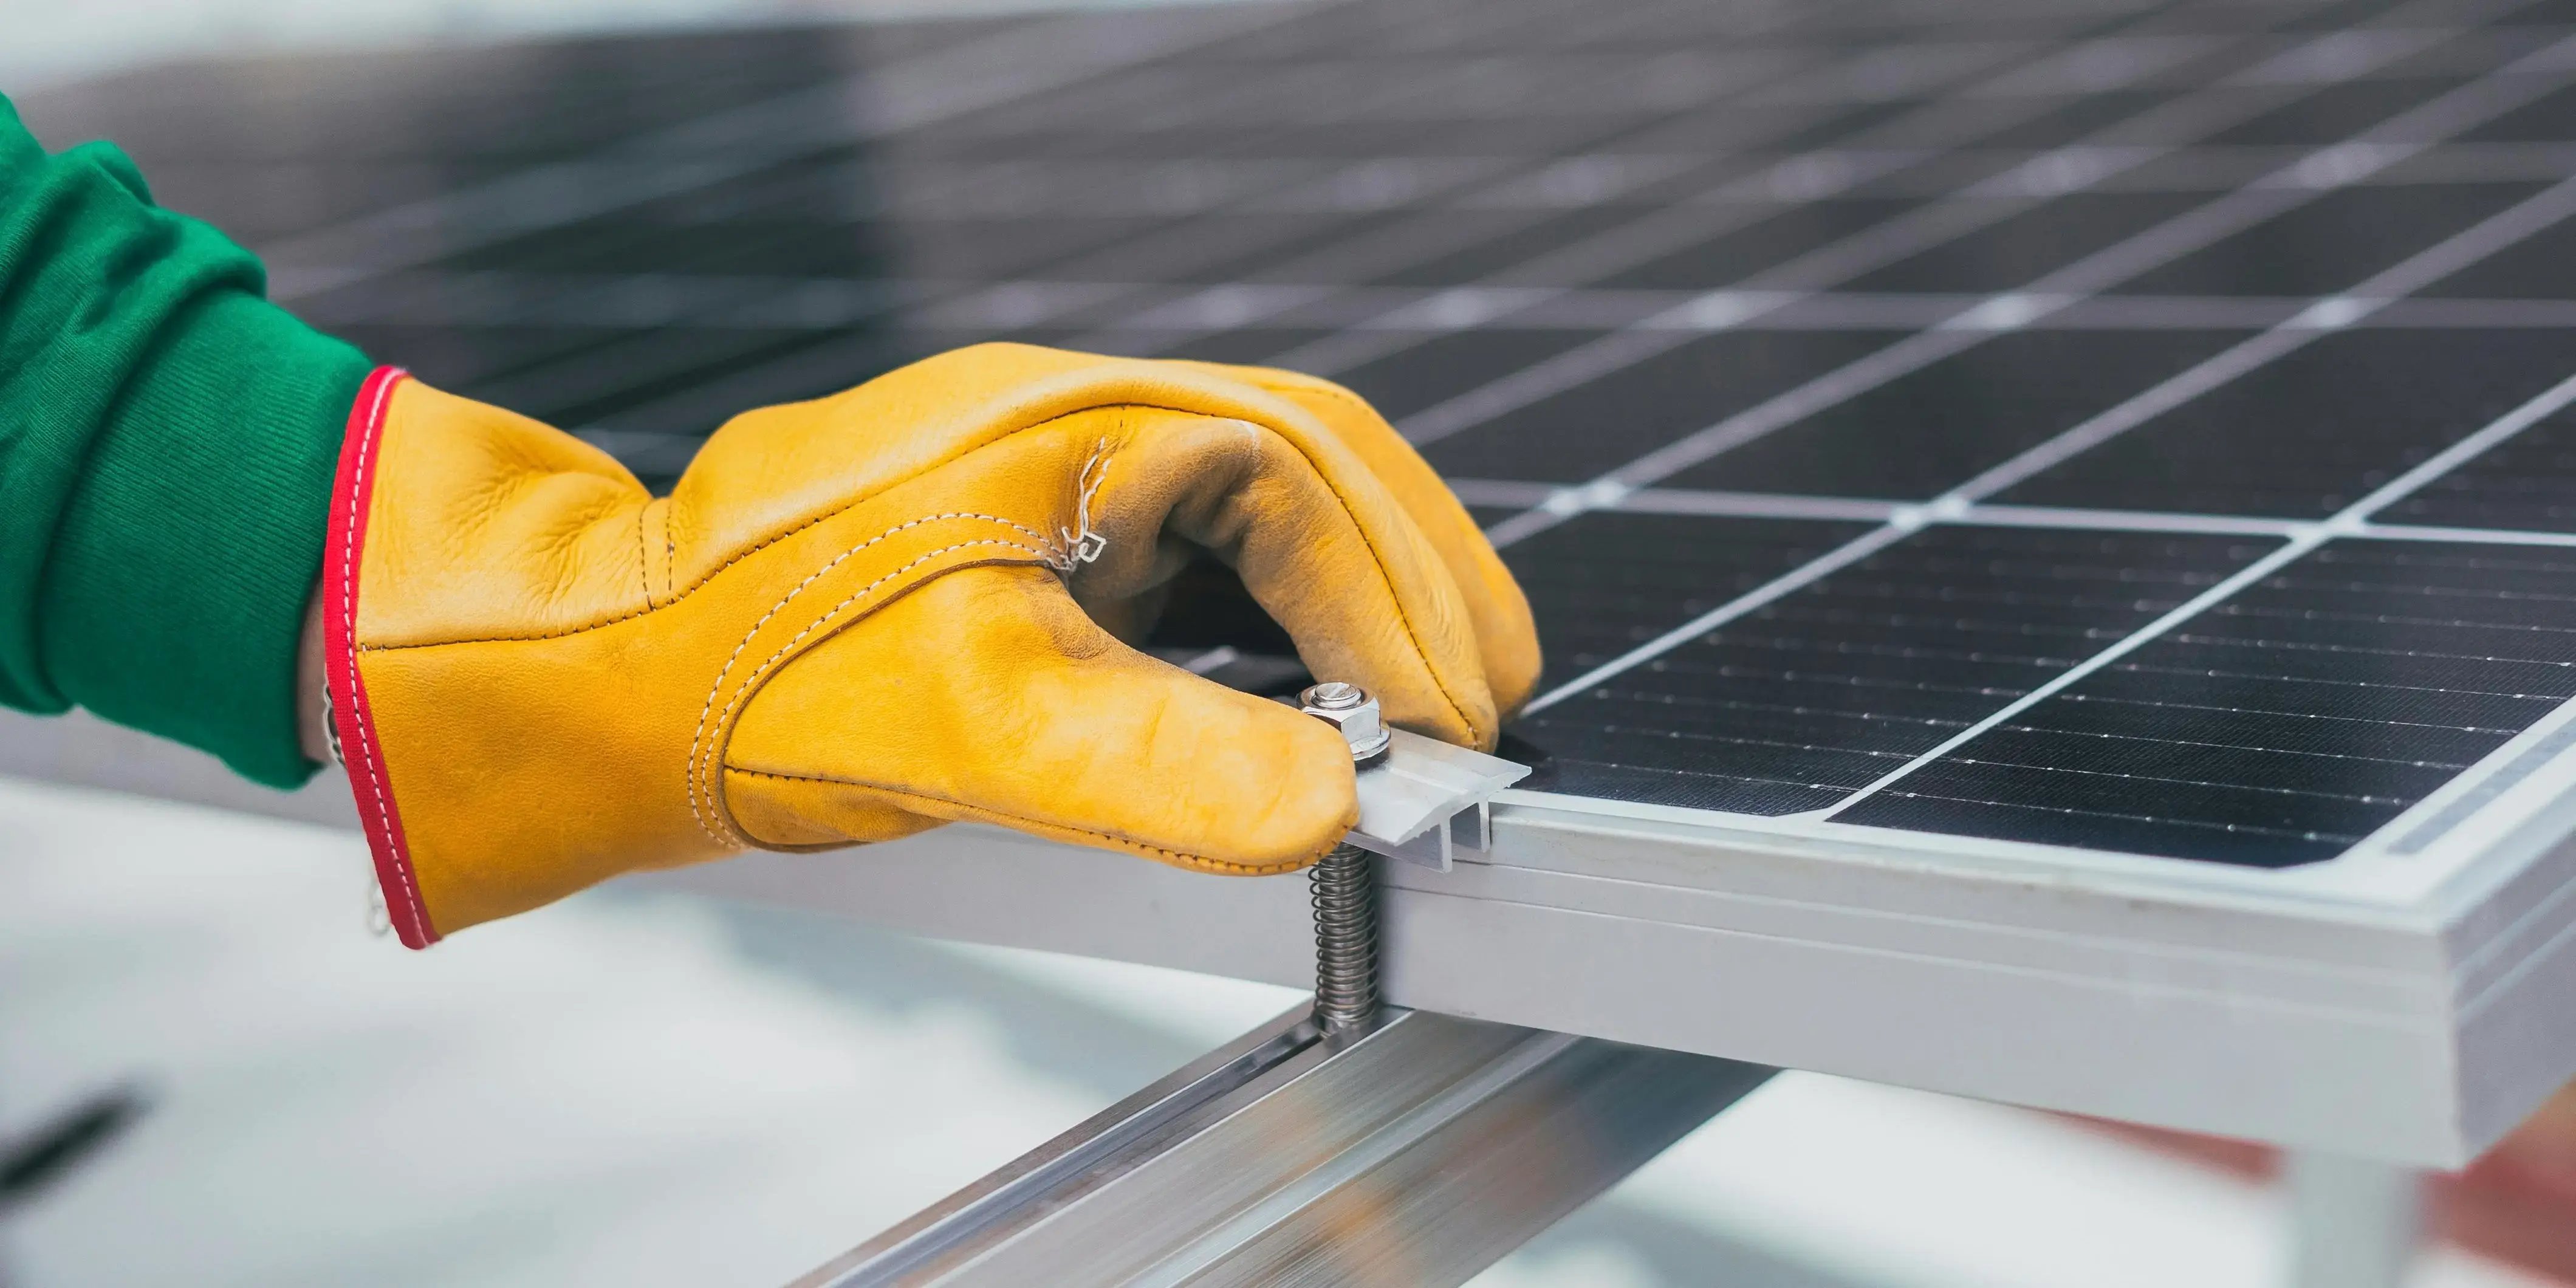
left=1299, top=683, right=1386, bottom=1035
left=1309, top=841, right=1379, bottom=1034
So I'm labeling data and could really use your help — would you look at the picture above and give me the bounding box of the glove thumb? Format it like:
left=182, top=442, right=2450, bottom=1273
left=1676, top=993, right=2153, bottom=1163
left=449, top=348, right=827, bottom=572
left=719, top=563, right=1360, bottom=873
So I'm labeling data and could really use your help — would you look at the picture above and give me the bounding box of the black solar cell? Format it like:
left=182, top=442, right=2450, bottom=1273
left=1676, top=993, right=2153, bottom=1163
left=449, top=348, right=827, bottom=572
left=2419, top=214, right=2576, bottom=298
left=1374, top=204, right=1682, bottom=286
left=1995, top=328, right=2576, bottom=516
left=1419, top=329, right=1909, bottom=482
left=1499, top=512, right=1879, bottom=691
left=1154, top=328, right=1339, bottom=365
left=323, top=324, right=630, bottom=391
left=2109, top=181, right=2547, bottom=297
left=1841, top=190, right=2214, bottom=293
left=1974, top=89, right=2180, bottom=148
left=2506, top=0, right=2576, bottom=26
left=887, top=216, right=1168, bottom=280
left=1047, top=211, right=1419, bottom=284
left=471, top=327, right=858, bottom=428
left=1616, top=100, right=1930, bottom=157
left=2459, top=78, right=2576, bottom=143
left=1668, top=328, right=2255, bottom=498
left=2375, top=399, right=2576, bottom=530
left=1335, top=329, right=1605, bottom=421
left=1592, top=197, right=1930, bottom=289
left=2271, top=0, right=2419, bottom=32
left=578, top=325, right=924, bottom=448
left=2202, top=75, right=2466, bottom=146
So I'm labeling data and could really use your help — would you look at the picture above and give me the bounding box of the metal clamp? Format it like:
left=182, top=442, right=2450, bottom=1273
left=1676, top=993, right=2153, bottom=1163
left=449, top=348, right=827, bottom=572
left=1300, top=686, right=1530, bottom=871
left=1295, top=685, right=1530, bottom=1035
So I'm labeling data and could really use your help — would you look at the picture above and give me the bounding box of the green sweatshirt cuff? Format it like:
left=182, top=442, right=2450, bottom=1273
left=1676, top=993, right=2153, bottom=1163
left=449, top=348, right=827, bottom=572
left=39, top=295, right=371, bottom=787
left=0, top=93, right=373, bottom=789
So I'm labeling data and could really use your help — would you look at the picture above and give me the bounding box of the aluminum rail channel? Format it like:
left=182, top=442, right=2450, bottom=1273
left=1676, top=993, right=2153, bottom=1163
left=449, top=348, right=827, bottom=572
left=795, top=1006, right=1773, bottom=1287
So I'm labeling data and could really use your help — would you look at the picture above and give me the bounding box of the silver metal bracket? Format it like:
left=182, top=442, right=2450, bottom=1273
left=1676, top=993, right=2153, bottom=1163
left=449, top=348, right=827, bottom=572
left=792, top=1007, right=1772, bottom=1287
left=782, top=710, right=1597, bottom=1287
left=1345, top=728, right=1529, bottom=871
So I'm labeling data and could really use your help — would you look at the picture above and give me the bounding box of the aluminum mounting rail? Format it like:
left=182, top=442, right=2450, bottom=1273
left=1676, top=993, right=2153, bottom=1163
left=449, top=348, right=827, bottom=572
left=792, top=1005, right=1772, bottom=1287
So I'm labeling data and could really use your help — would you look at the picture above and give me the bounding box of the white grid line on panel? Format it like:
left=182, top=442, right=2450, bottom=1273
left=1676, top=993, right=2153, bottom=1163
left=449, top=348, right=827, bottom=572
left=306, top=278, right=2576, bottom=337
left=2356, top=523, right=2576, bottom=546
left=1600, top=487, right=1915, bottom=524
left=1465, top=479, right=2576, bottom=549
left=1451, top=482, right=2324, bottom=535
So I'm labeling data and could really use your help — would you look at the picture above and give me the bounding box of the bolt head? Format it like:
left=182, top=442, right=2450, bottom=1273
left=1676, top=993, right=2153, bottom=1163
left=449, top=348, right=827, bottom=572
left=1300, top=682, right=1391, bottom=763
left=1303, top=681, right=1365, bottom=710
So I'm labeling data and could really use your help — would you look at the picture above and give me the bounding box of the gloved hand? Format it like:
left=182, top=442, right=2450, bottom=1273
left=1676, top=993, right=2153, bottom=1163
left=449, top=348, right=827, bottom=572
left=321, top=343, right=1540, bottom=947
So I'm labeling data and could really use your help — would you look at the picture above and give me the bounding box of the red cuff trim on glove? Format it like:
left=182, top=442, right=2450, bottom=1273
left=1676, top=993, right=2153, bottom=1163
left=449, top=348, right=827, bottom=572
left=324, top=366, right=439, bottom=950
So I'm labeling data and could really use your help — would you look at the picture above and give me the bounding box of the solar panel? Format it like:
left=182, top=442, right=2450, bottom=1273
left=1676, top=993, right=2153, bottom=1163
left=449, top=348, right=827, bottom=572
left=33, top=0, right=2576, bottom=885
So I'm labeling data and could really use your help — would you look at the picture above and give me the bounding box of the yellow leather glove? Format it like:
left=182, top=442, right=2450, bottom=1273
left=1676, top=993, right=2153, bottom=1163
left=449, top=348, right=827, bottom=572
left=321, top=343, right=1540, bottom=947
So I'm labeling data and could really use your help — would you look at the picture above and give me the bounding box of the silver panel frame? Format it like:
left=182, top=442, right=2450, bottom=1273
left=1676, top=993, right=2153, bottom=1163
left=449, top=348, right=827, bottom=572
left=10, top=685, right=2576, bottom=1168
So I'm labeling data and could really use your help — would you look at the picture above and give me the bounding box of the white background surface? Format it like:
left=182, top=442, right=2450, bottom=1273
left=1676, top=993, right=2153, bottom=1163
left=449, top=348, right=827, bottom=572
left=0, top=776, right=2550, bottom=1287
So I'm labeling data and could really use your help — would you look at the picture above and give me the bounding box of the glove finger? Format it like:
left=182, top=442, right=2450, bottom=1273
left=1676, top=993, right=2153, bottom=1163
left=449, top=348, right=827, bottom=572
left=1073, top=403, right=1498, bottom=749
left=722, top=564, right=1358, bottom=873
left=1166, top=358, right=1542, bottom=716
left=684, top=343, right=1507, bottom=748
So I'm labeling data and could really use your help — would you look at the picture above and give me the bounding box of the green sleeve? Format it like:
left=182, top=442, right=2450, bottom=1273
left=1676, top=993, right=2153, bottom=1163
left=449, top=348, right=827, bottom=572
left=0, top=92, right=373, bottom=788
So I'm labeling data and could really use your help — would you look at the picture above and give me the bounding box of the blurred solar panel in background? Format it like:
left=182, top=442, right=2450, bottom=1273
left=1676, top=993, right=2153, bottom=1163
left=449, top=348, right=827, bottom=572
left=31, top=0, right=2576, bottom=872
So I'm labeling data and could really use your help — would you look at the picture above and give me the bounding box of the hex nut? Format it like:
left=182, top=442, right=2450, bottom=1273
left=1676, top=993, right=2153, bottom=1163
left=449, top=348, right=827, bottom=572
left=1299, top=682, right=1391, bottom=763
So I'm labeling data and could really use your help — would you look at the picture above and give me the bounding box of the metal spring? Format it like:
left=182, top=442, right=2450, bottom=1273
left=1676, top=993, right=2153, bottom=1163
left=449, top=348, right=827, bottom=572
left=1310, top=841, right=1380, bottom=1034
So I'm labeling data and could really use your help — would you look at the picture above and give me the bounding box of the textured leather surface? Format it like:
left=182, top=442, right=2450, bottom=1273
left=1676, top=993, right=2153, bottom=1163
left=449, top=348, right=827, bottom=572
left=350, top=343, right=1540, bottom=936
